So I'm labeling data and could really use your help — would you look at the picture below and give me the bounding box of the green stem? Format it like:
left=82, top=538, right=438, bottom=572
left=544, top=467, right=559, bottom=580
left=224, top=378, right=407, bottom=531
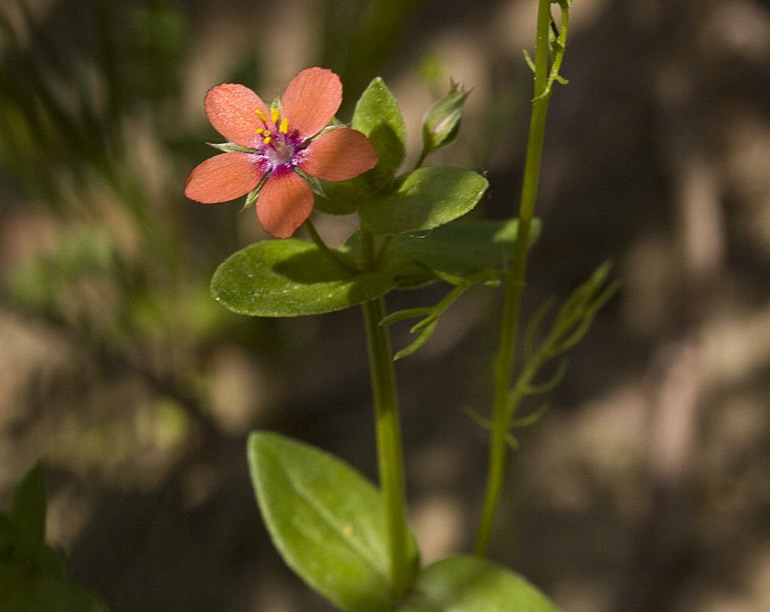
left=359, top=225, right=411, bottom=602
left=474, top=0, right=561, bottom=556
left=304, top=218, right=359, bottom=273
left=414, top=147, right=429, bottom=170
left=363, top=296, right=411, bottom=602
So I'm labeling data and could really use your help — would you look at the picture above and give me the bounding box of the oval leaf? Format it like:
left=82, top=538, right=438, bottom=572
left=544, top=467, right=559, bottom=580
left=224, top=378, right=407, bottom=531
left=398, top=555, right=560, bottom=612
left=352, top=77, right=407, bottom=179
left=248, top=432, right=419, bottom=612
left=359, top=167, right=488, bottom=235
left=211, top=239, right=394, bottom=317
left=385, top=217, right=539, bottom=286
left=344, top=218, right=540, bottom=288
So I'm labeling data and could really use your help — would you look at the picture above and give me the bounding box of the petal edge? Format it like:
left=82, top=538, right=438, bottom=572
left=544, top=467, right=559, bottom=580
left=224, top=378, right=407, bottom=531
left=280, top=68, right=342, bottom=139
left=257, top=169, right=315, bottom=238
left=300, top=129, right=378, bottom=181
left=205, top=84, right=271, bottom=148
left=185, top=153, right=263, bottom=203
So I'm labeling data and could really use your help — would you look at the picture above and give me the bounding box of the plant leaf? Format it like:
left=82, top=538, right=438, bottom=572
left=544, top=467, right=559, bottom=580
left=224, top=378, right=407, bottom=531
left=313, top=178, right=373, bottom=216
left=210, top=239, right=394, bottom=317
left=0, top=565, right=107, bottom=612
left=387, top=217, right=536, bottom=279
left=248, top=432, right=419, bottom=612
left=352, top=77, right=407, bottom=180
left=346, top=218, right=539, bottom=287
left=398, top=555, right=561, bottom=612
left=359, top=167, right=488, bottom=235
left=10, top=463, right=46, bottom=565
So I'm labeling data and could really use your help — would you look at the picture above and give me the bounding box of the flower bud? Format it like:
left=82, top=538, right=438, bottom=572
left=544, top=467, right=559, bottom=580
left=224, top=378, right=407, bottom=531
left=420, top=81, right=470, bottom=159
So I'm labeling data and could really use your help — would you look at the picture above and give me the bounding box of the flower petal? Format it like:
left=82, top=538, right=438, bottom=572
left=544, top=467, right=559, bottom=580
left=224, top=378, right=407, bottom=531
left=300, top=128, right=378, bottom=181
left=280, top=67, right=342, bottom=139
left=257, top=169, right=314, bottom=238
left=205, top=84, right=271, bottom=148
left=185, top=153, right=264, bottom=203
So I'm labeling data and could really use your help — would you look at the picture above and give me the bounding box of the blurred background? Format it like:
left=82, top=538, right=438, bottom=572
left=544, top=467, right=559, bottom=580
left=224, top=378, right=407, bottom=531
left=1, top=0, right=770, bottom=610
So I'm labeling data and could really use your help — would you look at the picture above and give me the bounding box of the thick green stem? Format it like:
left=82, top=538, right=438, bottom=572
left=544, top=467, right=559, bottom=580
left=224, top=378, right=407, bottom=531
left=475, top=0, right=559, bottom=556
left=359, top=225, right=411, bottom=602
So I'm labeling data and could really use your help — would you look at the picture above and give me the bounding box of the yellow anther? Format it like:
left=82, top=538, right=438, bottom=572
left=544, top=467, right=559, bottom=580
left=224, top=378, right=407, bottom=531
left=270, top=108, right=280, bottom=123
left=255, top=109, right=268, bottom=121
left=255, top=127, right=265, bottom=134
left=263, top=135, right=272, bottom=145
left=279, top=117, right=289, bottom=134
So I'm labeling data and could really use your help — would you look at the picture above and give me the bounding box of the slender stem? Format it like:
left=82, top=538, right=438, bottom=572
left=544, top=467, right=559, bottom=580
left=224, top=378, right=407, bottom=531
left=358, top=224, right=411, bottom=602
left=304, top=218, right=359, bottom=273
left=474, top=0, right=560, bottom=556
left=414, top=147, right=429, bottom=170
left=363, top=296, right=412, bottom=602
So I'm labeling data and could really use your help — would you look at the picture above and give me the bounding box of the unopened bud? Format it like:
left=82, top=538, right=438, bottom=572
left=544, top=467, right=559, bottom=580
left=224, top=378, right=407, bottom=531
left=421, top=81, right=470, bottom=158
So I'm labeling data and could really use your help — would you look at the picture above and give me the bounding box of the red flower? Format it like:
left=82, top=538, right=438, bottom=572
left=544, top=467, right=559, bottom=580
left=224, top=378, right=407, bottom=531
left=185, top=67, right=377, bottom=238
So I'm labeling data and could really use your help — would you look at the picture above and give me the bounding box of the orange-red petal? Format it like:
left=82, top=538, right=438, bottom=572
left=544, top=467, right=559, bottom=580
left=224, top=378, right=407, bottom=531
left=300, top=128, right=378, bottom=181
left=205, top=84, right=271, bottom=148
left=280, top=68, right=342, bottom=139
left=257, top=169, right=314, bottom=238
left=185, top=153, right=263, bottom=203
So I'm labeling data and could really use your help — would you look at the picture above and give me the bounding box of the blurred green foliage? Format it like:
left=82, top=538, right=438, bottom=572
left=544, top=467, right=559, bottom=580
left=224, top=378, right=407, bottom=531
left=0, top=464, right=107, bottom=612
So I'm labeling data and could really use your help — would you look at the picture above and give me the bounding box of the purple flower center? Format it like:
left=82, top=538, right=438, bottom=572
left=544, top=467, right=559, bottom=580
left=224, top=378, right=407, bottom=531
left=263, top=131, right=302, bottom=167
left=254, top=108, right=305, bottom=170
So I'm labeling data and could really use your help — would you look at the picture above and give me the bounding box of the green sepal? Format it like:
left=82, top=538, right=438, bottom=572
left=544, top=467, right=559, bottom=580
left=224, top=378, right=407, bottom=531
left=242, top=186, right=260, bottom=210
left=397, top=555, right=560, bottom=612
left=248, top=431, right=420, bottom=612
left=207, top=141, right=257, bottom=154
left=210, top=239, right=394, bottom=317
left=359, top=167, right=488, bottom=236
left=352, top=77, right=407, bottom=185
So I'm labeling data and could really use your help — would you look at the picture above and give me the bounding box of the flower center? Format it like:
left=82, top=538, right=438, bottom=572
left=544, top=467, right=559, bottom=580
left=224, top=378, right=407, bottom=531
left=255, top=108, right=298, bottom=167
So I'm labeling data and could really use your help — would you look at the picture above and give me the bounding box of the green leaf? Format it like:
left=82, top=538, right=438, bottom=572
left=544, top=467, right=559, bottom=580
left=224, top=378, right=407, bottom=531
left=313, top=178, right=373, bottom=216
left=248, top=432, right=419, bottom=612
left=210, top=239, right=394, bottom=317
left=352, top=77, right=407, bottom=180
left=359, top=167, right=488, bottom=236
left=346, top=218, right=539, bottom=287
left=0, top=513, right=14, bottom=558
left=0, top=565, right=107, bottom=612
left=388, top=217, right=537, bottom=282
left=398, top=556, right=560, bottom=612
left=11, top=463, right=46, bottom=565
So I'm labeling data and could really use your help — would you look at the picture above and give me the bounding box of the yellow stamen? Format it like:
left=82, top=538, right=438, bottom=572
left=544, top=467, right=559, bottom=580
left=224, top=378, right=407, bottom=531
left=255, top=109, right=267, bottom=121
left=263, top=135, right=272, bottom=145
left=270, top=108, right=280, bottom=123
left=279, top=117, right=289, bottom=134
left=255, top=127, right=265, bottom=134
